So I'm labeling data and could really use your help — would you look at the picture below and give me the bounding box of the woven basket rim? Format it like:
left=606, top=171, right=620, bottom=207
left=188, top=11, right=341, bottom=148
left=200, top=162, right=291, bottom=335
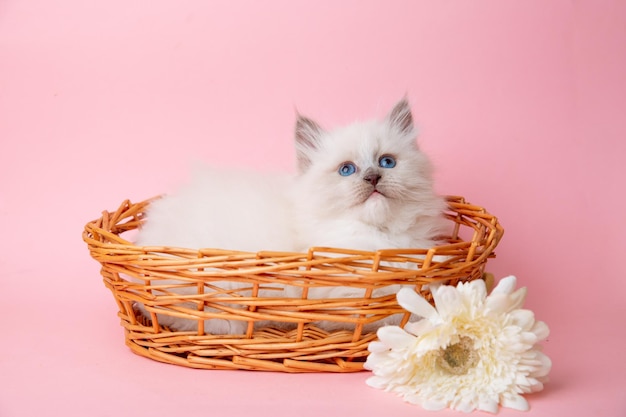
left=85, top=194, right=502, bottom=257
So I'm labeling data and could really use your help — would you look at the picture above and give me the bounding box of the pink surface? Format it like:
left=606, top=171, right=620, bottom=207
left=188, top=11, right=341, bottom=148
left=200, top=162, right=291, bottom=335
left=1, top=1, right=625, bottom=416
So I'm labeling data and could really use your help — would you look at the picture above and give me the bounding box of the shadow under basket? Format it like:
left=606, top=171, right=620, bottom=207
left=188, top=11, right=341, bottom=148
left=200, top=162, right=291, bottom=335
left=83, top=196, right=503, bottom=373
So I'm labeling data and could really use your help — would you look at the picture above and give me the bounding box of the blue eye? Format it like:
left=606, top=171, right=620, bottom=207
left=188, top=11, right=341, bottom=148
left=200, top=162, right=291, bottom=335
left=379, top=155, right=396, bottom=168
left=338, top=162, right=357, bottom=176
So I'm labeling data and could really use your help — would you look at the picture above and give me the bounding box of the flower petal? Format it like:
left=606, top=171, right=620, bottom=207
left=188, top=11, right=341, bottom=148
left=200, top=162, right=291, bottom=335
left=485, top=293, right=512, bottom=314
left=522, top=378, right=544, bottom=393
left=421, top=398, right=448, bottom=411
left=455, top=400, right=477, bottom=413
left=478, top=398, right=500, bottom=414
left=486, top=276, right=527, bottom=313
left=509, top=309, right=535, bottom=331
left=531, top=320, right=550, bottom=341
left=363, top=352, right=391, bottom=371
left=501, top=393, right=529, bottom=411
left=367, top=341, right=389, bottom=353
left=403, top=318, right=434, bottom=336
left=508, top=287, right=528, bottom=311
left=376, top=325, right=415, bottom=349
left=366, top=375, right=389, bottom=389
left=490, top=275, right=517, bottom=296
left=530, top=351, right=552, bottom=378
left=431, top=285, right=463, bottom=319
left=396, top=288, right=438, bottom=320
left=464, top=278, right=488, bottom=301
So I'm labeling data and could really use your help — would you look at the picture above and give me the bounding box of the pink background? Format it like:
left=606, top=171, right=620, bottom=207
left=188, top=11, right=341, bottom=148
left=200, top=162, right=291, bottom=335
left=1, top=1, right=625, bottom=416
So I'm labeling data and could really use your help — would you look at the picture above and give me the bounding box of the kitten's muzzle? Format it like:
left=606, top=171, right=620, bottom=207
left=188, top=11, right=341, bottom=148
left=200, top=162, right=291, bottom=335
left=363, top=170, right=382, bottom=186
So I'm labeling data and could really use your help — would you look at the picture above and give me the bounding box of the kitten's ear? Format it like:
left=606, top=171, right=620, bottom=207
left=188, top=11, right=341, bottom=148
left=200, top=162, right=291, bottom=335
left=387, top=98, right=415, bottom=135
left=295, top=114, right=324, bottom=172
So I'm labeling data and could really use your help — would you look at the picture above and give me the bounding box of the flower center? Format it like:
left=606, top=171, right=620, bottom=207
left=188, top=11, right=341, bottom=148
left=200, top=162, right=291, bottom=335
left=436, top=336, right=478, bottom=375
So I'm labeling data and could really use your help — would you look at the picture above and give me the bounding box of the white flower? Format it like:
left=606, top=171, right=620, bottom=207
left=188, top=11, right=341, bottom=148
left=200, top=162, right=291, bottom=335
left=364, top=276, right=551, bottom=413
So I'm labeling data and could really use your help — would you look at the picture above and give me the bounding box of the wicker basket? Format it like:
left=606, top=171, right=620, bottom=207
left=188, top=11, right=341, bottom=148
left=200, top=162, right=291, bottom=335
left=83, top=195, right=503, bottom=372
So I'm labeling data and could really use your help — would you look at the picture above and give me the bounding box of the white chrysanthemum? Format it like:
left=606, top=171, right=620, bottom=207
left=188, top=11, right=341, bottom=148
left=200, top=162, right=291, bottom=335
left=364, top=276, right=551, bottom=414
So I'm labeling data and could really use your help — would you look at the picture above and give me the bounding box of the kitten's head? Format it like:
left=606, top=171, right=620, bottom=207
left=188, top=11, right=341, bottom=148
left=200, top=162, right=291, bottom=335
left=294, top=99, right=439, bottom=228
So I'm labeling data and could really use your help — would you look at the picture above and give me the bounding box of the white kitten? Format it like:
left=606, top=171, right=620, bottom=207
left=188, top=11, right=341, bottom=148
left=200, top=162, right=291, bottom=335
left=134, top=99, right=448, bottom=334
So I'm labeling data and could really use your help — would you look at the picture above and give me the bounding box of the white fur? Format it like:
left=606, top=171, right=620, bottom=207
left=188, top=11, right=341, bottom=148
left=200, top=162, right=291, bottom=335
left=135, top=168, right=294, bottom=252
left=134, top=99, right=449, bottom=334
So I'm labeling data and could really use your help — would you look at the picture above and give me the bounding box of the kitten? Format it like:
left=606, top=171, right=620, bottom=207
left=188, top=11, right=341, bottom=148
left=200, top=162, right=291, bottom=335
left=134, top=99, right=448, bottom=334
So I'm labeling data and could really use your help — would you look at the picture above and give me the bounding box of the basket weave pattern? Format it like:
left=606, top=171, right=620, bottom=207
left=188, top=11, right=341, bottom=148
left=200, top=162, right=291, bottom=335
left=83, top=196, right=503, bottom=372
